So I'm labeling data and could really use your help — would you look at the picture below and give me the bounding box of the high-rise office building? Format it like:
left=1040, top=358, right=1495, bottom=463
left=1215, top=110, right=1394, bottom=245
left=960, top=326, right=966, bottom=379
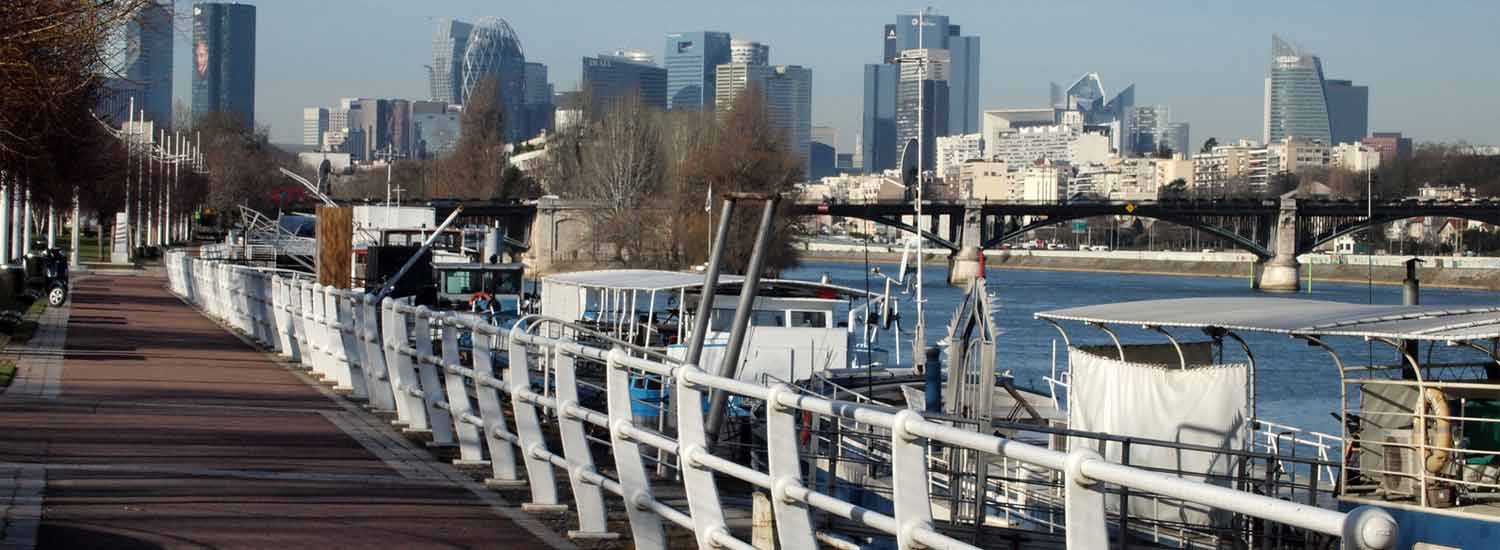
left=1363, top=132, right=1412, bottom=164
left=665, top=31, right=731, bottom=111
left=1263, top=35, right=1331, bottom=145
left=389, top=99, right=412, bottom=155
left=1050, top=73, right=1135, bottom=154
left=861, top=64, right=899, bottom=174
left=100, top=0, right=173, bottom=125
left=302, top=108, right=328, bottom=147
left=861, top=11, right=979, bottom=173
left=714, top=63, right=812, bottom=176
left=413, top=112, right=462, bottom=159
left=521, top=62, right=554, bottom=139
left=766, top=66, right=813, bottom=178
left=730, top=40, right=769, bottom=66
left=811, top=126, right=837, bottom=180
left=896, top=49, right=950, bottom=171
left=429, top=18, right=473, bottom=105
left=1324, top=79, right=1369, bottom=145
left=583, top=52, right=668, bottom=113
left=462, top=17, right=527, bottom=142
left=192, top=2, right=256, bottom=126
left=346, top=99, right=389, bottom=162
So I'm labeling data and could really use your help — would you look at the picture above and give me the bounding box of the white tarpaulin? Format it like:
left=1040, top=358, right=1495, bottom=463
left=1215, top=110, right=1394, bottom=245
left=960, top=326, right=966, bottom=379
left=1067, top=343, right=1248, bottom=529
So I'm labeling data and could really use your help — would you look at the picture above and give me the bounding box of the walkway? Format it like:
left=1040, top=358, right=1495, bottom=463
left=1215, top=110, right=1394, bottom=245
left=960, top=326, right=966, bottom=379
left=0, top=271, right=568, bottom=549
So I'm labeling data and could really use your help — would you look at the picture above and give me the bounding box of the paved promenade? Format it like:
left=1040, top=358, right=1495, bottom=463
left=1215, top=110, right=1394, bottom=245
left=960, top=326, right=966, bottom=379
left=0, top=271, right=568, bottom=549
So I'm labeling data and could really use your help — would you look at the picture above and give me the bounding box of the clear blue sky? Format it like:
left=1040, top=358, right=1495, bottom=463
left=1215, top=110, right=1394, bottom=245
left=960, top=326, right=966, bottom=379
left=167, top=0, right=1500, bottom=149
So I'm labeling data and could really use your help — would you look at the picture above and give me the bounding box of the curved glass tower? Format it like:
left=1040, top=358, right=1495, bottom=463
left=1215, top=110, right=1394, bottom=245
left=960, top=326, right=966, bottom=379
left=1263, top=35, right=1331, bottom=145
left=461, top=17, right=526, bottom=142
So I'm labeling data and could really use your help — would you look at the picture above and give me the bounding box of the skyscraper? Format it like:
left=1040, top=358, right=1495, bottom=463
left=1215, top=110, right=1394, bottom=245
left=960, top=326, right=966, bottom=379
left=860, top=64, right=898, bottom=174
left=714, top=64, right=812, bottom=176
left=1263, top=35, right=1331, bottom=145
left=896, top=49, right=950, bottom=171
left=730, top=40, right=769, bottom=65
left=346, top=99, right=389, bottom=162
left=462, top=17, right=527, bottom=142
left=582, top=52, right=668, bottom=113
left=429, top=18, right=473, bottom=104
left=389, top=99, right=412, bottom=155
left=1324, top=79, right=1369, bottom=145
left=521, top=62, right=554, bottom=139
left=101, top=0, right=173, bottom=125
left=1050, top=73, right=1134, bottom=154
left=665, top=31, right=731, bottom=111
left=191, top=2, right=256, bottom=126
left=302, top=108, right=328, bottom=147
left=860, top=10, right=979, bottom=173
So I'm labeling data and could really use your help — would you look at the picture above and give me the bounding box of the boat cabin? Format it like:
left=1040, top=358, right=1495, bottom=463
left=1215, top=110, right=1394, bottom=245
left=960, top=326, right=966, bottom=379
left=539, top=269, right=880, bottom=384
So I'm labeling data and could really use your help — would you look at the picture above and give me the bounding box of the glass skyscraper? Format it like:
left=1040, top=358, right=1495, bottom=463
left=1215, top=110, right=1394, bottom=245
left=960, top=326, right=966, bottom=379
left=429, top=19, right=473, bottom=105
left=582, top=53, right=668, bottom=113
left=100, top=0, right=173, bottom=125
left=191, top=2, right=256, bottom=126
left=860, top=11, right=979, bottom=173
left=462, top=17, right=527, bottom=143
left=664, top=31, right=731, bottom=111
left=1325, top=79, right=1369, bottom=145
left=1263, top=35, right=1332, bottom=145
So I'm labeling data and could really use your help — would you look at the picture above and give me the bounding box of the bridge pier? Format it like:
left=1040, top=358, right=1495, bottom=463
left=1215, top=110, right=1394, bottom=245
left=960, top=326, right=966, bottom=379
left=948, top=204, right=984, bottom=286
left=1255, top=196, right=1301, bottom=292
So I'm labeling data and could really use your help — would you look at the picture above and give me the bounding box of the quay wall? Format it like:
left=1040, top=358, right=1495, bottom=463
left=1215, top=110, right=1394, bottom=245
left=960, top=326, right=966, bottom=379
left=799, top=241, right=1500, bottom=291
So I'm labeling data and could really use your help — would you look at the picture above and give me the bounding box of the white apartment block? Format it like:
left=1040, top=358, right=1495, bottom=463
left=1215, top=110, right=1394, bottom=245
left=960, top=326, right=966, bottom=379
left=1267, top=136, right=1329, bottom=175
left=1331, top=142, right=1381, bottom=172
left=957, top=160, right=1015, bottom=201
left=936, top=133, right=983, bottom=176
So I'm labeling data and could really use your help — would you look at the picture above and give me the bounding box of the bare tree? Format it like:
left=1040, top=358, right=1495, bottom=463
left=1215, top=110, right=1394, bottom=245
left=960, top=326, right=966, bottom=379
left=581, top=95, right=664, bottom=263
left=435, top=75, right=508, bottom=199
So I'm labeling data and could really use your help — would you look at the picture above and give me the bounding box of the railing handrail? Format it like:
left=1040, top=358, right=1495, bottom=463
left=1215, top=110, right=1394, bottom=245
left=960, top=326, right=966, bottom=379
left=161, top=251, right=1400, bottom=550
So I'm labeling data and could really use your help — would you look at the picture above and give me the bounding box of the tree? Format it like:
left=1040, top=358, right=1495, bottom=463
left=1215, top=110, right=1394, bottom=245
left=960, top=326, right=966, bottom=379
left=436, top=75, right=510, bottom=198
left=682, top=87, right=804, bottom=274
left=581, top=95, right=664, bottom=263
left=1201, top=137, right=1218, bottom=154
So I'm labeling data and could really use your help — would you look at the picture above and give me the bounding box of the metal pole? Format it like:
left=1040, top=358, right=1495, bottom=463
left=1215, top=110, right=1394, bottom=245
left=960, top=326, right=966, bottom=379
left=0, top=172, right=10, bottom=263
left=685, top=199, right=737, bottom=366
left=705, top=195, right=780, bottom=443
left=70, top=190, right=80, bottom=266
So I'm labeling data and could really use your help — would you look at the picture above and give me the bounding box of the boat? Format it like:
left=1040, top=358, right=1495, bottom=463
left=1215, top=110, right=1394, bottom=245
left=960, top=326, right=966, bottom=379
left=1035, top=297, right=1500, bottom=548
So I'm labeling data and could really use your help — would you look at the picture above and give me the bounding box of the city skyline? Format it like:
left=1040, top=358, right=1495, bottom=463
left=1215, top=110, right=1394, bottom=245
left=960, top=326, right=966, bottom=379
left=154, top=1, right=1500, bottom=148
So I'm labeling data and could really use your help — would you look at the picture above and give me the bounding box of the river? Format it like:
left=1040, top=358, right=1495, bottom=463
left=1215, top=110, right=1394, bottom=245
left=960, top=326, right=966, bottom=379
left=784, top=259, right=1500, bottom=436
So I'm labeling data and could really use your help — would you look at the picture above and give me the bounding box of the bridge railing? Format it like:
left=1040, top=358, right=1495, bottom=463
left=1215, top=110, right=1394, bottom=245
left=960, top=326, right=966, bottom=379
left=163, top=250, right=1398, bottom=550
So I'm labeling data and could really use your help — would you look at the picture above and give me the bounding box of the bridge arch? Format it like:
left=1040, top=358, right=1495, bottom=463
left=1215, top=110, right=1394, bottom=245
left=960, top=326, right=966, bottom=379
left=1301, top=211, right=1500, bottom=254
left=980, top=212, right=1274, bottom=259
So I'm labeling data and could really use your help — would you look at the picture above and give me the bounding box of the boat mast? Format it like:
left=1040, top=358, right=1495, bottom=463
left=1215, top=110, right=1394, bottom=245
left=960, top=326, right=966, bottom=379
left=914, top=8, right=927, bottom=373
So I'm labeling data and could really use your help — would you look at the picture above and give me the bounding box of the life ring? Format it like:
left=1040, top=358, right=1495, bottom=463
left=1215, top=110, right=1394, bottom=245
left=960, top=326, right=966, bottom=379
left=1419, top=388, right=1453, bottom=474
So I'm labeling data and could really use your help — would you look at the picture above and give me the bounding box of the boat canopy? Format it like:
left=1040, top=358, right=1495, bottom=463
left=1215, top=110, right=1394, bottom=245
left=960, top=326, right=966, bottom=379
left=542, top=269, right=872, bottom=299
left=1036, top=297, right=1500, bottom=342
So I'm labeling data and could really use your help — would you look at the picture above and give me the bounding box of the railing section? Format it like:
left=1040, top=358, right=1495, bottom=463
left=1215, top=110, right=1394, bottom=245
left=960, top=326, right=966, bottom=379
left=162, top=250, right=1399, bottom=550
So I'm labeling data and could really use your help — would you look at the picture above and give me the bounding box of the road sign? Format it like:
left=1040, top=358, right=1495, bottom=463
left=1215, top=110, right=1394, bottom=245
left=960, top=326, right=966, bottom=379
left=1072, top=220, right=1087, bottom=234
left=1125, top=203, right=1137, bottom=214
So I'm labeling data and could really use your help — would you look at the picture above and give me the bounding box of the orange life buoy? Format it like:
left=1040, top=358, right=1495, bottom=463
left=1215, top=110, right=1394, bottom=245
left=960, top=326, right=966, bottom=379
left=1418, top=388, right=1453, bottom=474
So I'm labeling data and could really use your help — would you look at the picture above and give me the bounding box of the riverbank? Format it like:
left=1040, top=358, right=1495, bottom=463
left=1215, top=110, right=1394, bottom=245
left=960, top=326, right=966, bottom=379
left=799, top=248, right=1500, bottom=291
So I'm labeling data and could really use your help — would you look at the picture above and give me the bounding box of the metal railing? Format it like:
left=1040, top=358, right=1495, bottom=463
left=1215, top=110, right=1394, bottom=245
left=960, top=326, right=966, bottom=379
left=163, top=250, right=1399, bottom=550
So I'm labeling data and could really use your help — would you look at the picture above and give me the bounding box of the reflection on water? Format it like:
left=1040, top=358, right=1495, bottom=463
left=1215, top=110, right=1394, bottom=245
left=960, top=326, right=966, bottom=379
left=785, top=259, right=1500, bottom=435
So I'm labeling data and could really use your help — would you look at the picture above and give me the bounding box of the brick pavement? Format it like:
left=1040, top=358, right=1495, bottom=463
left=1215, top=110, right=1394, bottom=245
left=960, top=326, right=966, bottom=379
left=0, top=272, right=569, bottom=549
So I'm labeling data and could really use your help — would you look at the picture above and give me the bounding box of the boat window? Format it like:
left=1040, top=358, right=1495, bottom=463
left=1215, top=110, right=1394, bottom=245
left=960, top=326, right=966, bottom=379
left=710, top=308, right=735, bottom=332
left=789, top=310, right=827, bottom=328
left=442, top=271, right=474, bottom=294
left=751, top=310, right=785, bottom=327
left=485, top=270, right=522, bottom=294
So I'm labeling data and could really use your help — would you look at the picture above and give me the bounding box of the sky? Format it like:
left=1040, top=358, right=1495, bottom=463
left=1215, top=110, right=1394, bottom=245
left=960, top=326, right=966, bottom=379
left=164, top=0, right=1500, bottom=149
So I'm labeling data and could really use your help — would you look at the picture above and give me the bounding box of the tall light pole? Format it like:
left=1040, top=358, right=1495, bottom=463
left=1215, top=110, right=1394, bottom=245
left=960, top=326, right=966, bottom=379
left=913, top=8, right=927, bottom=374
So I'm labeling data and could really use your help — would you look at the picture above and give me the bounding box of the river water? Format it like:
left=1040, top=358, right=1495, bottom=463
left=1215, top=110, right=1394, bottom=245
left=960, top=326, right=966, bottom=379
left=784, top=259, right=1500, bottom=436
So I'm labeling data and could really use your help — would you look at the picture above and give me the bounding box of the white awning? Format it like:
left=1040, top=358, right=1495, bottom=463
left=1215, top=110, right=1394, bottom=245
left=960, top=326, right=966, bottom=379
left=1036, top=297, right=1500, bottom=342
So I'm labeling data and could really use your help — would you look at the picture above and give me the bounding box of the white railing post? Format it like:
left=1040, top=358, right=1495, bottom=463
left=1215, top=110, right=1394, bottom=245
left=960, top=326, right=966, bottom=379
left=765, top=384, right=815, bottom=549
left=358, top=294, right=396, bottom=412
left=506, top=329, right=565, bottom=512
left=552, top=340, right=616, bottom=540
left=272, top=277, right=298, bottom=360
left=605, top=347, right=666, bottom=549
left=473, top=328, right=524, bottom=487
left=382, top=300, right=426, bottom=429
left=438, top=314, right=485, bottom=464
left=412, top=307, right=456, bottom=445
left=322, top=286, right=355, bottom=391
left=1064, top=448, right=1109, bottom=550
left=290, top=279, right=310, bottom=362
left=890, top=409, right=935, bottom=550
left=674, top=365, right=730, bottom=548
left=303, top=281, right=328, bottom=379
